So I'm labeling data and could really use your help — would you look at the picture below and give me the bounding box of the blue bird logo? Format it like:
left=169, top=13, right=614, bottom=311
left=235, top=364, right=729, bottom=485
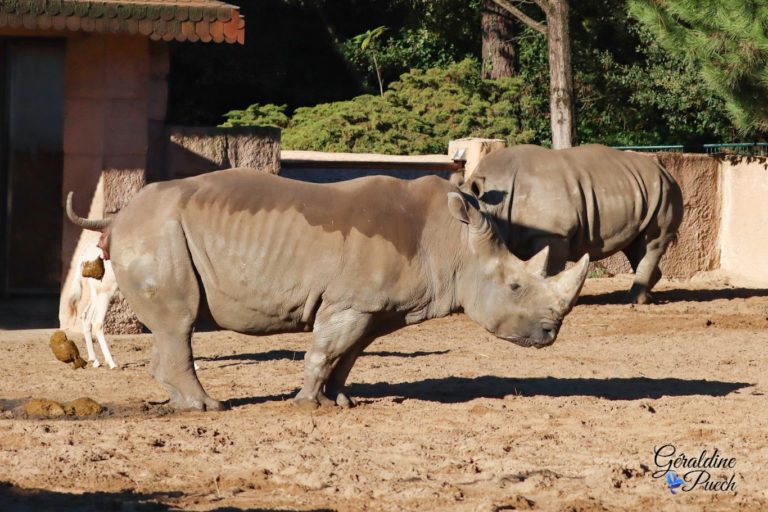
left=666, top=471, right=685, bottom=494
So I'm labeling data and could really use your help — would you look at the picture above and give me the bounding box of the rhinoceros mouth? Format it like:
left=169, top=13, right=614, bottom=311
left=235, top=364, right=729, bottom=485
left=500, top=335, right=556, bottom=349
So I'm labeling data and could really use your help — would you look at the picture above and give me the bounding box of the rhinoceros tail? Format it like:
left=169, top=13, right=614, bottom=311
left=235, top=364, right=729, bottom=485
left=66, top=192, right=112, bottom=232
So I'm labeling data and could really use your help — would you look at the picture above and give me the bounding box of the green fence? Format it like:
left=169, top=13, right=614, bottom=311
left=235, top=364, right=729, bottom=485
left=614, top=143, right=768, bottom=155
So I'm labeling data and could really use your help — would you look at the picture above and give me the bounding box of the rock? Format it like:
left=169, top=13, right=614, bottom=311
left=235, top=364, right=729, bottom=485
left=24, top=399, right=65, bottom=417
left=63, top=397, right=103, bottom=416
left=49, top=330, right=87, bottom=369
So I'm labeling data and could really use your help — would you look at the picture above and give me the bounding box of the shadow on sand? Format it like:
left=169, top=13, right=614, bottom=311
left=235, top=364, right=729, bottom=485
left=0, top=482, right=334, bottom=512
left=227, top=376, right=751, bottom=408
left=347, top=376, right=752, bottom=403
left=198, top=349, right=449, bottom=364
left=579, top=287, right=768, bottom=306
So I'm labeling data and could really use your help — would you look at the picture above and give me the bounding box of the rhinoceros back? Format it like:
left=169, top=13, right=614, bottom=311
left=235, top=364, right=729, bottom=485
left=474, top=144, right=680, bottom=260
left=110, top=169, right=453, bottom=333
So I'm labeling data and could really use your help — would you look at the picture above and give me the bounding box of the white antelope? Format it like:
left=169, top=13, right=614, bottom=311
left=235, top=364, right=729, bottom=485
left=67, top=245, right=119, bottom=369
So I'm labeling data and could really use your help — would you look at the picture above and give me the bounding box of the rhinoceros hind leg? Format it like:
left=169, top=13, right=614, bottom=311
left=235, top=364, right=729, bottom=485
left=624, top=232, right=670, bottom=305
left=152, top=331, right=227, bottom=411
left=294, top=308, right=373, bottom=408
left=114, top=220, right=224, bottom=411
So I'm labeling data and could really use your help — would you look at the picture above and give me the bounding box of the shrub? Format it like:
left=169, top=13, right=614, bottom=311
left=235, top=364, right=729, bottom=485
left=222, top=59, right=536, bottom=154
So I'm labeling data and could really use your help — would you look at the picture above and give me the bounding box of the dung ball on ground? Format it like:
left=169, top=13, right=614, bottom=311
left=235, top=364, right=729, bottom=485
left=49, top=330, right=87, bottom=369
left=63, top=397, right=103, bottom=416
left=24, top=399, right=65, bottom=417
left=81, top=257, right=105, bottom=279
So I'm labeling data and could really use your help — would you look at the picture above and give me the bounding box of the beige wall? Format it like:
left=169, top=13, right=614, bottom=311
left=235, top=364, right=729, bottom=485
left=560, top=152, right=723, bottom=279
left=580, top=152, right=766, bottom=287
left=719, top=157, right=768, bottom=286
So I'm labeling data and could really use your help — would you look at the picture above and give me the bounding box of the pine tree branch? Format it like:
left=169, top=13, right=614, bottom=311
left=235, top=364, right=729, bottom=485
left=492, top=0, right=547, bottom=34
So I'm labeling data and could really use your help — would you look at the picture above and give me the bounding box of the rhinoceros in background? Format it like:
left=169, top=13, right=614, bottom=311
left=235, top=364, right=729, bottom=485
left=461, top=144, right=683, bottom=304
left=66, top=170, right=589, bottom=411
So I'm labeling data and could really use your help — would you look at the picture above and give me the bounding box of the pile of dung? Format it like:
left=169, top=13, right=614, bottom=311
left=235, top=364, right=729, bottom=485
left=24, top=397, right=103, bottom=418
left=49, top=330, right=87, bottom=369
left=81, top=257, right=105, bottom=279
left=23, top=399, right=65, bottom=417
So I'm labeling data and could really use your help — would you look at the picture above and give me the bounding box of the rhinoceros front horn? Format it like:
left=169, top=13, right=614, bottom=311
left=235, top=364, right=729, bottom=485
left=551, top=253, right=590, bottom=313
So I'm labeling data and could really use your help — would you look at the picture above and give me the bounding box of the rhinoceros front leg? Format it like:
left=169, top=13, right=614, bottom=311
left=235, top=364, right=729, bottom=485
left=294, top=308, right=373, bottom=410
left=322, top=337, right=376, bottom=408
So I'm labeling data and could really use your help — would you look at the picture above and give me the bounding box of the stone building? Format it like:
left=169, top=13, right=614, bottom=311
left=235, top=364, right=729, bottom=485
left=0, top=0, right=247, bottom=327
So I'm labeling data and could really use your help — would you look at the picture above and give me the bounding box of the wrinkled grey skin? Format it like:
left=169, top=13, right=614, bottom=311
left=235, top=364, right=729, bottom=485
left=461, top=145, right=683, bottom=304
left=67, top=169, right=589, bottom=411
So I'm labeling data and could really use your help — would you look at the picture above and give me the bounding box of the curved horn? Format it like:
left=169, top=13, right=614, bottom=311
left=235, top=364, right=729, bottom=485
left=551, top=253, right=590, bottom=314
left=66, top=192, right=112, bottom=232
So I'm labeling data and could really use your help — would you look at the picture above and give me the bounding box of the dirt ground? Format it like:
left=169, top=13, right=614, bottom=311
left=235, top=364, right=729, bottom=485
left=0, top=274, right=767, bottom=511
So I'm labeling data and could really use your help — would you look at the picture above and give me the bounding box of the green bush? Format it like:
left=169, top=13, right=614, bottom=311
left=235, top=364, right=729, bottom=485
left=222, top=59, right=536, bottom=154
left=219, top=103, right=290, bottom=129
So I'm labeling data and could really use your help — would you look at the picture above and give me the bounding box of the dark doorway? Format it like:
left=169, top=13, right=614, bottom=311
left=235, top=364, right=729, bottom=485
left=0, top=39, right=65, bottom=296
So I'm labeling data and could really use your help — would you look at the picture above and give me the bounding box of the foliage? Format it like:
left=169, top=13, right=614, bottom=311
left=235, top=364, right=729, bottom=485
left=349, top=25, right=388, bottom=95
left=224, top=60, right=537, bottom=154
left=335, top=0, right=481, bottom=92
left=629, top=0, right=768, bottom=134
left=515, top=7, right=742, bottom=146
left=219, top=104, right=290, bottom=129
left=341, top=27, right=465, bottom=92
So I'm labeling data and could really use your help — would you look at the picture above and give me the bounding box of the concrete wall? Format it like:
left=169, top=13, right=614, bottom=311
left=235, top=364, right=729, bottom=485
left=280, top=150, right=458, bottom=183
left=162, top=126, right=280, bottom=180
left=719, top=157, right=768, bottom=286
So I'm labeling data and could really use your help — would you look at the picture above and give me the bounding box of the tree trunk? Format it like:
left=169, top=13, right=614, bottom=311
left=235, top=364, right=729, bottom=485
left=482, top=0, right=517, bottom=79
left=546, top=0, right=575, bottom=149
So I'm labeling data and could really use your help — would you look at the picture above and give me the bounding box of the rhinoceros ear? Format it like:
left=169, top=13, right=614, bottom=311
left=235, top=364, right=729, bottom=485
left=449, top=172, right=465, bottom=187
left=525, top=246, right=550, bottom=278
left=447, top=192, right=470, bottom=224
left=466, top=176, right=486, bottom=199
left=448, top=192, right=485, bottom=229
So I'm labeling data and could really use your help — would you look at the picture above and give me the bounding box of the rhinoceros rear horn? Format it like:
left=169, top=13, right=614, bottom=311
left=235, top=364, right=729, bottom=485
left=552, top=253, right=589, bottom=313
left=525, top=246, right=550, bottom=277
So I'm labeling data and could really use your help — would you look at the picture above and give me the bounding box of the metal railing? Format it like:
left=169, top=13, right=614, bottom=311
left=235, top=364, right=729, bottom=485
left=614, top=143, right=768, bottom=156
left=613, top=144, right=684, bottom=153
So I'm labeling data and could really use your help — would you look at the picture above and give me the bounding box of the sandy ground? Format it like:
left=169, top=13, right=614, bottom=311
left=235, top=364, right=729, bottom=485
left=0, top=275, right=767, bottom=511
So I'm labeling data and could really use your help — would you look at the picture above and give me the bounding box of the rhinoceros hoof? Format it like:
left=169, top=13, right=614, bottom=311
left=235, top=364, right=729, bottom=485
left=629, top=292, right=653, bottom=305
left=331, top=392, right=357, bottom=409
left=169, top=396, right=227, bottom=412
left=294, top=396, right=321, bottom=411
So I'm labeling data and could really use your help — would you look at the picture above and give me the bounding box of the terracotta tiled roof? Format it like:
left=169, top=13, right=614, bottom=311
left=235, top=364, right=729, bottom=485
left=0, top=0, right=245, bottom=43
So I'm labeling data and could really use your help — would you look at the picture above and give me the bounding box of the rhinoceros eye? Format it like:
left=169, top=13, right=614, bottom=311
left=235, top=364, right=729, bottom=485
left=509, top=283, right=521, bottom=292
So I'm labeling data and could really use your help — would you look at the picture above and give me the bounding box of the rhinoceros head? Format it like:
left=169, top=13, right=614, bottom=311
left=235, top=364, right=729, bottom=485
left=447, top=192, right=588, bottom=348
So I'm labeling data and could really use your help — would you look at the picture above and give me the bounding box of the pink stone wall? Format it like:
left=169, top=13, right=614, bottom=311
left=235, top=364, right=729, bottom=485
left=59, top=34, right=167, bottom=335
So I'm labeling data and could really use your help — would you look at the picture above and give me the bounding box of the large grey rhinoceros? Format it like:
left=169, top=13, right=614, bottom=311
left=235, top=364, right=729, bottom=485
left=66, top=170, right=589, bottom=411
left=460, top=144, right=683, bottom=304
